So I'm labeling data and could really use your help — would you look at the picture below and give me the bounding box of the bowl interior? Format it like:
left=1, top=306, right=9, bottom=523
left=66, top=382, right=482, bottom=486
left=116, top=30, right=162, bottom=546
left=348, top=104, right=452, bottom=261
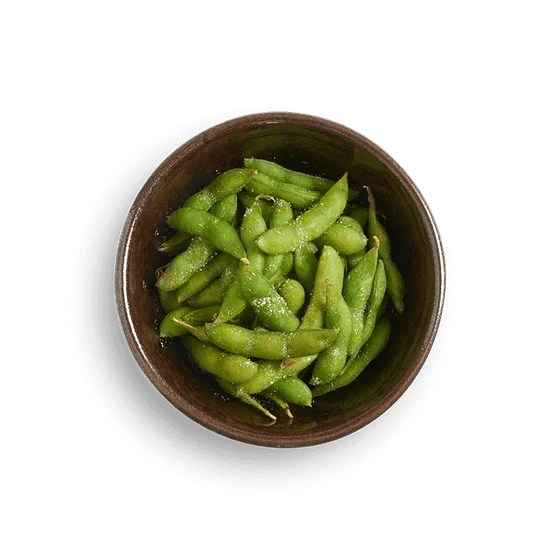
left=117, top=114, right=444, bottom=446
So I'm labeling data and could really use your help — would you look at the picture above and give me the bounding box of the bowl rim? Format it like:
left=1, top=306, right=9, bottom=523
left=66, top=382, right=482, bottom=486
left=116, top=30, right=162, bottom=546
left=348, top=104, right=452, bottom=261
left=115, top=111, right=446, bottom=447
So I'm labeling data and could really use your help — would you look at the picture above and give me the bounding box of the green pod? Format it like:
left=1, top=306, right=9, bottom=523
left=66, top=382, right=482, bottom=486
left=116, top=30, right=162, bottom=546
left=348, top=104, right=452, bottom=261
left=216, top=378, right=277, bottom=421
left=176, top=252, right=236, bottom=302
left=314, top=222, right=368, bottom=255
left=281, top=252, right=294, bottom=275
left=266, top=377, right=312, bottom=407
left=294, top=242, right=318, bottom=294
left=211, top=194, right=238, bottom=225
left=238, top=191, right=273, bottom=223
left=300, top=245, right=345, bottom=329
left=167, top=208, right=246, bottom=259
left=184, top=336, right=257, bottom=383
left=343, top=241, right=380, bottom=357
left=278, top=279, right=306, bottom=316
left=159, top=306, right=193, bottom=337
left=263, top=199, right=294, bottom=280
left=347, top=248, right=366, bottom=269
left=182, top=168, right=257, bottom=210
left=366, top=187, right=405, bottom=314
left=187, top=261, right=236, bottom=308
left=337, top=215, right=364, bottom=232
left=241, top=354, right=317, bottom=394
left=156, top=236, right=216, bottom=291
left=256, top=173, right=348, bottom=254
left=246, top=173, right=321, bottom=209
left=377, top=294, right=389, bottom=319
left=240, top=198, right=268, bottom=271
left=158, top=287, right=182, bottom=313
left=243, top=158, right=359, bottom=199
left=215, top=272, right=246, bottom=324
left=239, top=260, right=300, bottom=332
left=244, top=158, right=334, bottom=192
left=361, top=260, right=387, bottom=346
left=158, top=231, right=191, bottom=253
left=349, top=206, right=369, bottom=229
left=311, top=282, right=352, bottom=385
left=159, top=196, right=237, bottom=253
left=205, top=323, right=338, bottom=360
left=184, top=304, right=222, bottom=324
left=312, top=317, right=391, bottom=397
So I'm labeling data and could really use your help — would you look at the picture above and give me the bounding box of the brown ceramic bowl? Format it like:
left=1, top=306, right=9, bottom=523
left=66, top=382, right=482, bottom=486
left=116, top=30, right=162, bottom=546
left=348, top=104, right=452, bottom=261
left=115, top=112, right=445, bottom=447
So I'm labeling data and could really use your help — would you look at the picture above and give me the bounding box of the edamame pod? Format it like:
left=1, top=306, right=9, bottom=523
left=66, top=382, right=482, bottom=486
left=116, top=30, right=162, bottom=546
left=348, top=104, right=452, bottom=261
left=182, top=169, right=256, bottom=210
left=187, top=261, right=236, bottom=308
left=300, top=245, right=345, bottom=329
left=312, top=317, right=391, bottom=397
left=205, top=323, right=338, bottom=359
left=159, top=306, right=193, bottom=337
left=246, top=173, right=322, bottom=209
left=244, top=158, right=334, bottom=192
left=310, top=281, right=352, bottom=385
left=314, top=222, right=368, bottom=255
left=347, top=248, right=366, bottom=269
left=176, top=252, right=236, bottom=302
left=241, top=354, right=317, bottom=394
left=244, top=158, right=359, bottom=199
left=277, top=279, right=306, bottom=316
left=366, top=187, right=405, bottom=314
left=240, top=259, right=300, bottom=332
left=158, top=231, right=191, bottom=253
left=238, top=190, right=273, bottom=223
left=184, top=335, right=257, bottom=383
left=159, top=195, right=238, bottom=253
left=158, top=287, right=182, bottom=313
left=184, top=305, right=221, bottom=324
left=156, top=236, right=216, bottom=291
left=343, top=239, right=380, bottom=357
left=266, top=377, right=312, bottom=407
left=349, top=206, right=368, bottom=229
left=167, top=208, right=246, bottom=259
left=361, top=259, right=387, bottom=346
left=256, top=174, right=349, bottom=254
left=294, top=242, right=318, bottom=294
left=263, top=199, right=294, bottom=280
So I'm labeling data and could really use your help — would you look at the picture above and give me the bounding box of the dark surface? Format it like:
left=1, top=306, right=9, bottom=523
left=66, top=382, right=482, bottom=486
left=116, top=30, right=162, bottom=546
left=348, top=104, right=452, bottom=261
left=66, top=104, right=454, bottom=493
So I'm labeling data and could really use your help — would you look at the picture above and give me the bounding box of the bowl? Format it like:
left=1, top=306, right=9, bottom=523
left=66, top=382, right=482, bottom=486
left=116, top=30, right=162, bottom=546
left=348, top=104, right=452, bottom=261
left=115, top=112, right=445, bottom=447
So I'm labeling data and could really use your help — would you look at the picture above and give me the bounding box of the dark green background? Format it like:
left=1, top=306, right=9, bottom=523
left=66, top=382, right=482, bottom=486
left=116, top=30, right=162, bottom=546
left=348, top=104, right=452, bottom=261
left=0, top=1, right=559, bottom=560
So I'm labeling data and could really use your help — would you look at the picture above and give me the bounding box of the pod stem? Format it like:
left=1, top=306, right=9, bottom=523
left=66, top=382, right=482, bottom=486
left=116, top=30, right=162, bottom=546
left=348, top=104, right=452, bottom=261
left=364, top=185, right=376, bottom=212
left=155, top=263, right=170, bottom=279
left=280, top=359, right=296, bottom=369
left=254, top=193, right=275, bottom=205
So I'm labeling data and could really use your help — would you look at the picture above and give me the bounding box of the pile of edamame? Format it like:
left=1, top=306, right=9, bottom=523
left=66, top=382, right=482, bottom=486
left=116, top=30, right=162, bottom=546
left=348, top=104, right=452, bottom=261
left=156, top=159, right=405, bottom=421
